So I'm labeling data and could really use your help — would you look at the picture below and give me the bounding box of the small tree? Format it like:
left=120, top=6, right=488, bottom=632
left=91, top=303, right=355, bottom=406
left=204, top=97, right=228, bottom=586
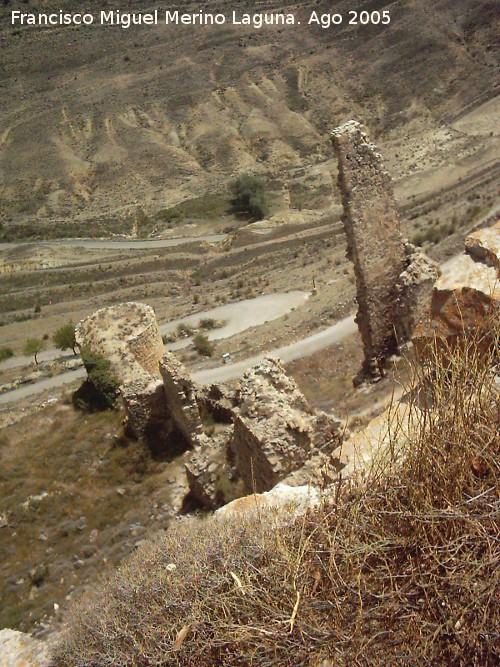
left=24, top=338, right=44, bottom=364
left=231, top=174, right=269, bottom=221
left=193, top=334, right=214, bottom=358
left=53, top=323, right=77, bottom=354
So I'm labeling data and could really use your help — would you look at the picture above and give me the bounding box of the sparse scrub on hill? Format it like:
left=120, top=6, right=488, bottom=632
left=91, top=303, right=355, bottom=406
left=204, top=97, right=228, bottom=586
left=176, top=322, right=195, bottom=338
left=199, top=318, right=224, bottom=331
left=52, top=324, right=499, bottom=666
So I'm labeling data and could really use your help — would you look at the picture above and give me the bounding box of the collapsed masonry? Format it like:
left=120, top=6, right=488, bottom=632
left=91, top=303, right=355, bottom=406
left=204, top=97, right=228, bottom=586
left=332, top=121, right=439, bottom=382
left=76, top=302, right=202, bottom=452
left=184, top=357, right=342, bottom=508
left=230, top=358, right=342, bottom=492
left=77, top=304, right=343, bottom=509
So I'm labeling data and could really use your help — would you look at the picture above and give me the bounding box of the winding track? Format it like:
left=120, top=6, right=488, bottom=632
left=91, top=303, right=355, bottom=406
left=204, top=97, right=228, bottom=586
left=0, top=314, right=357, bottom=406
left=1, top=204, right=498, bottom=407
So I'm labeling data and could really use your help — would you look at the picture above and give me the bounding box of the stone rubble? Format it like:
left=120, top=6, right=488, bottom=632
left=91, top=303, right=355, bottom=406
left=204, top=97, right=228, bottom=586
left=76, top=302, right=345, bottom=509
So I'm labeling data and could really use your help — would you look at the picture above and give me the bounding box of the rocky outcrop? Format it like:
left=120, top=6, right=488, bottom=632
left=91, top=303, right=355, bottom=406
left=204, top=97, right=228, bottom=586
left=413, top=223, right=500, bottom=357
left=465, top=221, right=500, bottom=271
left=0, top=629, right=50, bottom=667
left=215, top=483, right=320, bottom=519
left=332, top=121, right=406, bottom=379
left=229, top=357, right=342, bottom=493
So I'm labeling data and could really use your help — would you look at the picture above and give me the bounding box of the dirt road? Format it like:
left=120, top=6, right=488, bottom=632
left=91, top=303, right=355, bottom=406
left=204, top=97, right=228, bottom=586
left=0, top=315, right=356, bottom=405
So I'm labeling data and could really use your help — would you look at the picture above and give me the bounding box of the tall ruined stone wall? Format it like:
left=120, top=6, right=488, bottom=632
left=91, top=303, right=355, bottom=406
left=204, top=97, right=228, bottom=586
left=332, top=121, right=406, bottom=376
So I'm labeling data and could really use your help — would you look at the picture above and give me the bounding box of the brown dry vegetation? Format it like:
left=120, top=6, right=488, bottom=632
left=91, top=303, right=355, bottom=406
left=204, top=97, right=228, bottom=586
left=52, top=325, right=499, bottom=666
left=0, top=402, right=185, bottom=632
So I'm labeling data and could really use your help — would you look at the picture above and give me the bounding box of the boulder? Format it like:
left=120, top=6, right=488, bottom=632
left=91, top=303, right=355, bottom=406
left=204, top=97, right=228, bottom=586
left=465, top=221, right=500, bottom=271
left=0, top=629, right=50, bottom=667
left=413, top=241, right=499, bottom=358
left=215, top=483, right=320, bottom=519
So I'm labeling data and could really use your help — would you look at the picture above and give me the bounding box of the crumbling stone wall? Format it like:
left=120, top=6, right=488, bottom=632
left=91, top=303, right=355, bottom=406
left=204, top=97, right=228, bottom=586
left=396, top=243, right=441, bottom=340
left=229, top=357, right=341, bottom=493
left=76, top=302, right=169, bottom=443
left=159, top=353, right=203, bottom=446
left=75, top=302, right=164, bottom=382
left=120, top=376, right=170, bottom=445
left=332, top=121, right=406, bottom=378
left=127, top=319, right=165, bottom=377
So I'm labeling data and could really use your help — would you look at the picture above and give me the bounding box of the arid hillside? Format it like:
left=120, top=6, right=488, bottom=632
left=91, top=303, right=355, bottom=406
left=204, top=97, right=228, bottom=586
left=0, top=0, right=498, bottom=235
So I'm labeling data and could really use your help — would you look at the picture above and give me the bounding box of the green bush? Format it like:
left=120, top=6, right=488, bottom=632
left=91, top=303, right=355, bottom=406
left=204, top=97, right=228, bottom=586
left=79, top=348, right=120, bottom=409
left=193, top=334, right=214, bottom=357
left=231, top=174, right=269, bottom=221
left=0, top=347, right=14, bottom=362
left=53, top=323, right=77, bottom=354
left=199, top=318, right=220, bottom=330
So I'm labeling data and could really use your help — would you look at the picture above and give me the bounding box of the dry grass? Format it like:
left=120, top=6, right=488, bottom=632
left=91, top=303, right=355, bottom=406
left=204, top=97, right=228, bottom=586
left=0, top=403, right=172, bottom=631
left=52, top=326, right=499, bottom=666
